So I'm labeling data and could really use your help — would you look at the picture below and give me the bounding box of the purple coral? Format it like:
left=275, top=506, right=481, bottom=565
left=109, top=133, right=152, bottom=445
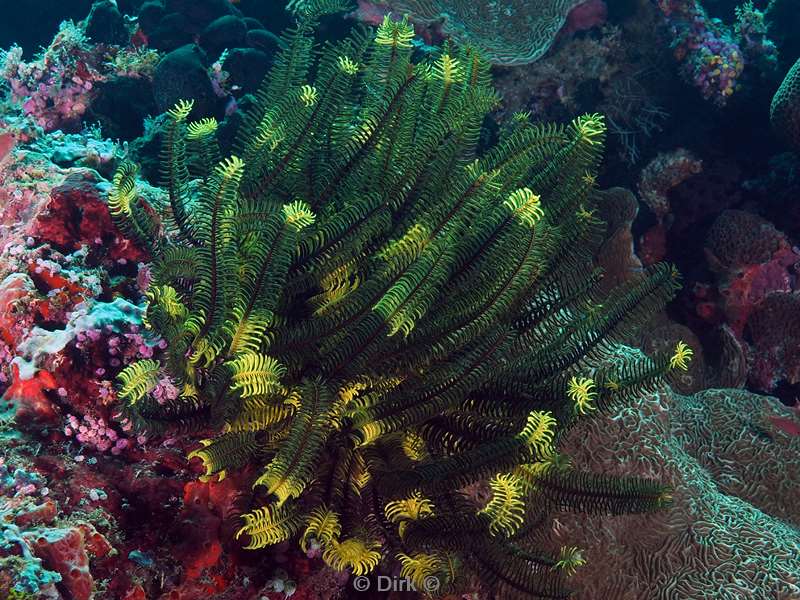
left=655, top=0, right=744, bottom=105
left=0, top=22, right=104, bottom=131
left=64, top=412, right=134, bottom=455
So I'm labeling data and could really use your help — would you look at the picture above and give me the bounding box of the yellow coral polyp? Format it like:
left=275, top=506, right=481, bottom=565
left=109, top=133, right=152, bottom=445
left=282, top=200, right=316, bottom=230
left=215, top=155, right=246, bottom=179
left=479, top=473, right=526, bottom=537
left=301, top=506, right=341, bottom=552
left=299, top=84, right=319, bottom=107
left=187, top=439, right=227, bottom=483
left=377, top=223, right=429, bottom=264
left=386, top=492, right=435, bottom=537
left=186, top=118, right=218, bottom=139
left=337, top=55, right=359, bottom=75
left=553, top=546, right=586, bottom=577
left=669, top=341, right=693, bottom=371
left=567, top=376, right=597, bottom=416
left=397, top=552, right=445, bottom=590
left=108, top=162, right=138, bottom=219
left=505, top=187, right=544, bottom=226
left=433, top=54, right=462, bottom=84
left=517, top=410, right=556, bottom=455
left=512, top=110, right=532, bottom=123
left=402, top=429, right=428, bottom=461
left=322, top=537, right=382, bottom=575
left=657, top=489, right=674, bottom=508
left=574, top=113, right=606, bottom=146
left=375, top=14, right=414, bottom=48
left=355, top=420, right=383, bottom=446
left=235, top=504, right=300, bottom=549
left=167, top=99, right=194, bottom=121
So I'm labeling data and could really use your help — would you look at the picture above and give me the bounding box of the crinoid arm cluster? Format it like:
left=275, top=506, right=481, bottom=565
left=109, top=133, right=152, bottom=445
left=110, top=2, right=688, bottom=597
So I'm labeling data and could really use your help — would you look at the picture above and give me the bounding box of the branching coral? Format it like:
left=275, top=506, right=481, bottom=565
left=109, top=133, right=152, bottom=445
left=111, top=2, right=689, bottom=596
left=734, top=1, right=778, bottom=73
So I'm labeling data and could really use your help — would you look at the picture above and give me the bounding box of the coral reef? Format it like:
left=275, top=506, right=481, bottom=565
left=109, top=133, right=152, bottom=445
left=492, top=24, right=626, bottom=118
left=0, top=20, right=157, bottom=133
left=685, top=209, right=800, bottom=397
left=558, top=386, right=800, bottom=599
left=747, top=292, right=800, bottom=395
left=653, top=0, right=745, bottom=105
left=703, top=209, right=798, bottom=333
left=135, top=0, right=280, bottom=108
left=653, top=0, right=777, bottom=106
left=593, top=187, right=643, bottom=293
left=0, top=121, right=309, bottom=599
left=490, top=1, right=671, bottom=167
left=0, top=22, right=107, bottom=132
left=734, top=1, right=778, bottom=74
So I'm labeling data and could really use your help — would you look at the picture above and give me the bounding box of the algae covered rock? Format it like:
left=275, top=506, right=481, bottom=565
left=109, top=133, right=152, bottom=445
left=153, top=44, right=218, bottom=118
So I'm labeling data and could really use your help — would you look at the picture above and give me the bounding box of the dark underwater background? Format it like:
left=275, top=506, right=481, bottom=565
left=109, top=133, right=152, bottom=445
left=0, top=1, right=798, bottom=599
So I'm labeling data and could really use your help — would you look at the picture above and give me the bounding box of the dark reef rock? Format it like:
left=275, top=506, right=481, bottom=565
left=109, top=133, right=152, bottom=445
left=200, top=15, right=248, bottom=57
left=116, top=0, right=146, bottom=14
left=242, top=16, right=265, bottom=31
left=85, top=0, right=129, bottom=46
left=223, top=48, right=272, bottom=96
left=245, top=28, right=283, bottom=53
left=88, top=76, right=157, bottom=141
left=139, top=0, right=246, bottom=52
left=234, top=0, right=292, bottom=33
left=145, top=11, right=193, bottom=51
left=126, top=117, right=166, bottom=185
left=164, top=0, right=238, bottom=28
left=137, top=0, right=166, bottom=33
left=217, top=93, right=256, bottom=157
left=153, top=44, right=218, bottom=119
left=766, top=0, right=800, bottom=73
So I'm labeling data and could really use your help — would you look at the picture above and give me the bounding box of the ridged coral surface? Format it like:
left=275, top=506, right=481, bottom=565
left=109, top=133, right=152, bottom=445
left=705, top=209, right=785, bottom=270
left=557, top=385, right=800, bottom=599
left=771, top=58, right=800, bottom=149
left=379, top=0, right=585, bottom=65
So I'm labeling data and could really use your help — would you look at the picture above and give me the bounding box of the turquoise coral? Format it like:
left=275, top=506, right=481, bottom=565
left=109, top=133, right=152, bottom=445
left=0, top=461, right=63, bottom=595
